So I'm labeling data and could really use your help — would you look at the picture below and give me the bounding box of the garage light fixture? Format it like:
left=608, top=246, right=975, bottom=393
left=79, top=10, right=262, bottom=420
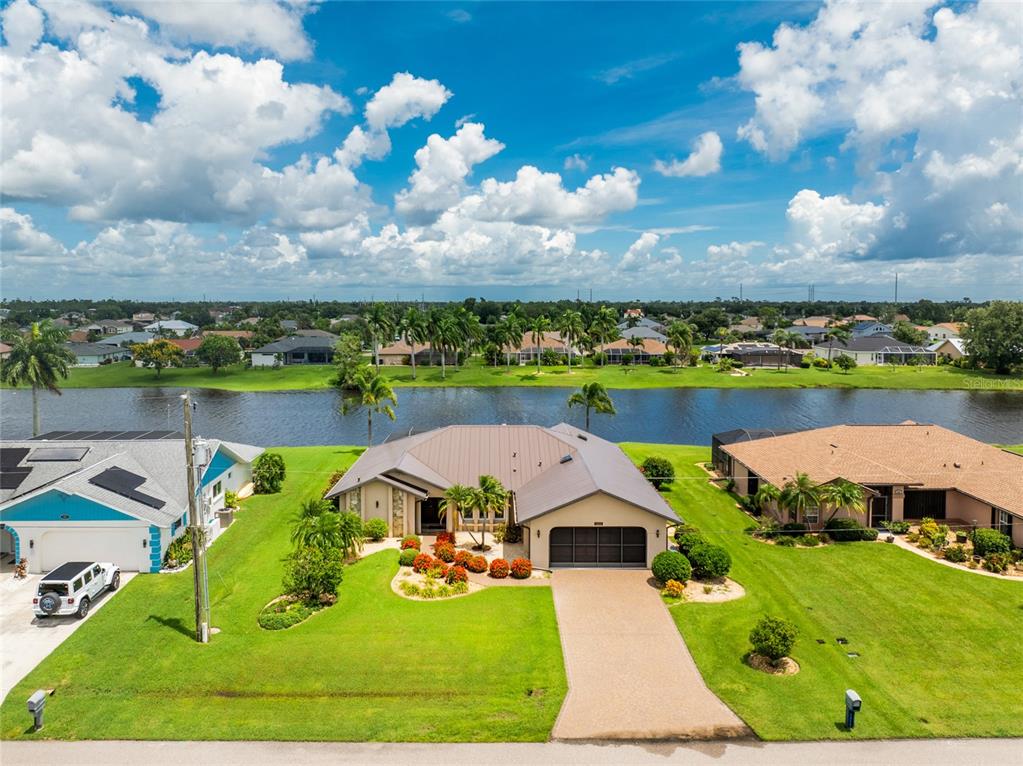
left=142, top=539, right=148, bottom=548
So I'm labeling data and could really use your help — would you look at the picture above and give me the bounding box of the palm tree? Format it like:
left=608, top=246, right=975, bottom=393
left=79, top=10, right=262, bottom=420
left=770, top=329, right=789, bottom=370
left=627, top=334, right=645, bottom=363
left=556, top=310, right=585, bottom=373
left=468, top=474, right=508, bottom=550
left=0, top=320, right=76, bottom=436
left=341, top=368, right=397, bottom=446
left=491, top=320, right=513, bottom=370
left=590, top=306, right=619, bottom=366
left=400, top=306, right=428, bottom=380
left=291, top=509, right=340, bottom=549
left=430, top=310, right=459, bottom=380
left=753, top=483, right=781, bottom=516
left=364, top=302, right=395, bottom=370
left=823, top=327, right=851, bottom=364
left=567, top=382, right=616, bottom=431
left=440, top=483, right=474, bottom=531
left=779, top=473, right=820, bottom=524
left=665, top=320, right=694, bottom=371
left=530, top=315, right=552, bottom=373
left=818, top=480, right=866, bottom=524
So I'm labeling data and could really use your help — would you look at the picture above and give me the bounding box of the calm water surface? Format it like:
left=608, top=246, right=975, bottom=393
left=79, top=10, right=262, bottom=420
left=2, top=387, right=1021, bottom=446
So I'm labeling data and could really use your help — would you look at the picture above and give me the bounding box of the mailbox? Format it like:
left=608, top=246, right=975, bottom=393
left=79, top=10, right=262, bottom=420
left=27, top=689, right=46, bottom=731
left=845, top=689, right=862, bottom=729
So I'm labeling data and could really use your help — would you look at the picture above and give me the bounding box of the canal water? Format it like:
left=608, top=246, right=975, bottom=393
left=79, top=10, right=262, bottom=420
left=2, top=386, right=1021, bottom=446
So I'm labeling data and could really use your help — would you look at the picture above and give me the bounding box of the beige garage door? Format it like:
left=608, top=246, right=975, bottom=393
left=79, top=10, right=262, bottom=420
left=40, top=528, right=149, bottom=572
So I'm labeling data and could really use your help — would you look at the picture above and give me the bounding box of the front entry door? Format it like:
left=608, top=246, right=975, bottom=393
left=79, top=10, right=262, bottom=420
left=418, top=498, right=444, bottom=533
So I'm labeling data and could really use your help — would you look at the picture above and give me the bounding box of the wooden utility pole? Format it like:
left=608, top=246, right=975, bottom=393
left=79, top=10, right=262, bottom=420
left=182, top=393, right=209, bottom=643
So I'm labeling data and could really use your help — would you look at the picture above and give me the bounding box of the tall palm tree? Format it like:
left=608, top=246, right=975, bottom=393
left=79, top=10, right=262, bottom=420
left=567, top=382, right=616, bottom=431
left=666, top=320, right=694, bottom=371
left=341, top=368, right=397, bottom=446
left=440, top=483, right=475, bottom=531
left=823, top=327, right=851, bottom=364
left=430, top=310, right=459, bottom=380
left=0, top=320, right=76, bottom=436
left=530, top=315, right=552, bottom=373
left=770, top=329, right=792, bottom=371
left=590, top=306, right=619, bottom=366
left=818, top=480, right=866, bottom=524
left=779, top=473, right=820, bottom=524
left=491, top=320, right=513, bottom=370
left=364, top=302, right=395, bottom=370
left=400, top=306, right=428, bottom=380
left=556, top=310, right=585, bottom=373
left=468, top=474, right=508, bottom=550
left=454, top=308, right=483, bottom=367
left=627, top=334, right=645, bottom=363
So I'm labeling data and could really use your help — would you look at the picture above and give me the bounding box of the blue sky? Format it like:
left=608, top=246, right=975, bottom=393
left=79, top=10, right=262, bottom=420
left=1, top=1, right=1020, bottom=302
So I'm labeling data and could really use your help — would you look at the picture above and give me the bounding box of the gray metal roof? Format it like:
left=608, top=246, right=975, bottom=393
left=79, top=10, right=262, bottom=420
left=251, top=335, right=336, bottom=353
left=618, top=325, right=667, bottom=341
left=326, top=423, right=677, bottom=524
left=96, top=331, right=155, bottom=346
left=65, top=342, right=122, bottom=357
left=1, top=435, right=263, bottom=526
left=814, top=334, right=935, bottom=353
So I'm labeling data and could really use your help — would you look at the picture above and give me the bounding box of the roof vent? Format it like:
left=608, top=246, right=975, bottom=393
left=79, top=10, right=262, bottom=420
left=576, top=434, right=588, bottom=441
left=953, top=462, right=961, bottom=469
left=560, top=454, right=573, bottom=464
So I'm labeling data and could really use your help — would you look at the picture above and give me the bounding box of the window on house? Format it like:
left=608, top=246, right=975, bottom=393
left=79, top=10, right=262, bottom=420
left=804, top=506, right=820, bottom=524
left=998, top=510, right=1013, bottom=537
left=213, top=481, right=222, bottom=496
left=493, top=504, right=505, bottom=520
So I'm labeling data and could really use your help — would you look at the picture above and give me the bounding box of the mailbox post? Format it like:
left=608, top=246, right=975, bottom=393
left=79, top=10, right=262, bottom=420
left=845, top=689, right=862, bottom=729
left=27, top=690, right=46, bottom=732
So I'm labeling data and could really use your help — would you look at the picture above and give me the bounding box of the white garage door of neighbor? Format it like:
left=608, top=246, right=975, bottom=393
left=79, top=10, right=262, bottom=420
left=40, top=528, right=150, bottom=572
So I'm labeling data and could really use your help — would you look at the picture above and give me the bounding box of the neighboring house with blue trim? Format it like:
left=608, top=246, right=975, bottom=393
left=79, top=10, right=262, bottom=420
left=0, top=432, right=263, bottom=574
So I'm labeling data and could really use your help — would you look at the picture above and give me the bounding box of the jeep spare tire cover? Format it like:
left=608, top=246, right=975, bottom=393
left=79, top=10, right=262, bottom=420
left=38, top=592, right=61, bottom=614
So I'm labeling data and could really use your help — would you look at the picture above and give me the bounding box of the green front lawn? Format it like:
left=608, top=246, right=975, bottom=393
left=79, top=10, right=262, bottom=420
left=34, top=359, right=1022, bottom=392
left=621, top=443, right=1023, bottom=741
left=0, top=447, right=566, bottom=741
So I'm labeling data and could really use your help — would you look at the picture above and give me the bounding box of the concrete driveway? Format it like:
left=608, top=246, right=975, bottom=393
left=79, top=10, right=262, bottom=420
left=551, top=569, right=749, bottom=740
left=1, top=571, right=135, bottom=702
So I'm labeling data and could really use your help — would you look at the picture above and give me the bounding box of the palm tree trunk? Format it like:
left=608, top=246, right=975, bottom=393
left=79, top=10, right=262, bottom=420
left=32, top=384, right=40, bottom=437
left=410, top=341, right=417, bottom=380
left=567, top=339, right=572, bottom=373
left=440, top=348, right=446, bottom=379
left=374, top=339, right=380, bottom=370
left=585, top=405, right=590, bottom=431
left=367, top=410, right=373, bottom=447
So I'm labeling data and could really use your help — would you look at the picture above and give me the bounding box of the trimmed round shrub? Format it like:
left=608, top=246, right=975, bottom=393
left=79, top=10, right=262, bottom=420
left=824, top=517, right=874, bottom=542
left=467, top=555, right=488, bottom=573
left=363, top=518, right=388, bottom=541
left=434, top=542, right=455, bottom=563
left=446, top=565, right=468, bottom=584
left=412, top=552, right=434, bottom=573
left=453, top=550, right=473, bottom=567
left=673, top=524, right=699, bottom=543
left=398, top=548, right=418, bottom=567
left=400, top=535, right=421, bottom=550
left=675, top=531, right=706, bottom=558
left=662, top=579, right=685, bottom=598
left=489, top=558, right=510, bottom=578
left=651, top=550, right=692, bottom=584
left=510, top=558, right=532, bottom=579
left=943, top=544, right=968, bottom=563
left=641, top=456, right=675, bottom=489
left=434, top=531, right=456, bottom=547
left=971, top=528, right=1011, bottom=558
left=749, top=616, right=799, bottom=662
left=688, top=543, right=731, bottom=579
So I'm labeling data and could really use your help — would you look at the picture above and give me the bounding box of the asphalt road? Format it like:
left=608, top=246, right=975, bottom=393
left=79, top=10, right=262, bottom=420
left=1, top=739, right=1021, bottom=765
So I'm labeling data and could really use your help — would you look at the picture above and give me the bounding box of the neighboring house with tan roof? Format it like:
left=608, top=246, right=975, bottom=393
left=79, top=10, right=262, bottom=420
left=928, top=337, right=967, bottom=360
left=926, top=322, right=964, bottom=342
left=792, top=315, right=835, bottom=327
left=504, top=331, right=580, bottom=363
left=376, top=339, right=454, bottom=366
left=166, top=338, right=203, bottom=356
left=602, top=337, right=667, bottom=364
left=325, top=423, right=678, bottom=569
left=203, top=330, right=254, bottom=348
left=717, top=422, right=1022, bottom=545
left=0, top=342, right=10, bottom=360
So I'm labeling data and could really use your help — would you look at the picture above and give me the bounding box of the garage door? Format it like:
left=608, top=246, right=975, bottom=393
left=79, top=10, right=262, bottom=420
left=549, top=527, right=646, bottom=568
left=40, top=528, right=149, bottom=572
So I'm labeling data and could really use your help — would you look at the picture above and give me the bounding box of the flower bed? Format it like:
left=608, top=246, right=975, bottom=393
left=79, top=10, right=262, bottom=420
left=392, top=566, right=481, bottom=601
left=257, top=595, right=327, bottom=630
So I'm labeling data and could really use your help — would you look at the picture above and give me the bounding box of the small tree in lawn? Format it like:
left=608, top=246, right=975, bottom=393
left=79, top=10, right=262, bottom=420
left=195, top=335, right=241, bottom=373
left=132, top=339, right=183, bottom=378
left=641, top=455, right=675, bottom=489
left=749, top=616, right=799, bottom=667
left=834, top=353, right=857, bottom=374
left=253, top=452, right=287, bottom=494
left=283, top=546, right=344, bottom=603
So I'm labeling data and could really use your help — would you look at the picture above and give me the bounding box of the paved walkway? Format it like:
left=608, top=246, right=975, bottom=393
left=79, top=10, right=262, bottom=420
left=4, top=739, right=1020, bottom=765
left=550, top=569, right=749, bottom=740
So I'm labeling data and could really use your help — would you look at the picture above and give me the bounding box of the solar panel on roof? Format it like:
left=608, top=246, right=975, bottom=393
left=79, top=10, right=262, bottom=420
left=89, top=467, right=166, bottom=509
left=116, top=431, right=149, bottom=440
left=63, top=430, right=100, bottom=440
left=89, top=431, right=124, bottom=440
left=27, top=447, right=89, bottom=462
left=0, top=448, right=30, bottom=468
left=0, top=468, right=32, bottom=491
left=147, top=430, right=177, bottom=440
left=33, top=431, right=71, bottom=441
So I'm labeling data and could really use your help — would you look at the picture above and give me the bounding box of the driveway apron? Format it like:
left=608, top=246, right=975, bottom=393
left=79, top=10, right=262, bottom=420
left=551, top=569, right=750, bottom=740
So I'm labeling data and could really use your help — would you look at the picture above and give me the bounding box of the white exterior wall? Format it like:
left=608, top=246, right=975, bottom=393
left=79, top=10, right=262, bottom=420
left=251, top=353, right=277, bottom=367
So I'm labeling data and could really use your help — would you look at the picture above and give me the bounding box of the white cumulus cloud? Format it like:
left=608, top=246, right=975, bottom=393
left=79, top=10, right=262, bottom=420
left=654, top=132, right=723, bottom=177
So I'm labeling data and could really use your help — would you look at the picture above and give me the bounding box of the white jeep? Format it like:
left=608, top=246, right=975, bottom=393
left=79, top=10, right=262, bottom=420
left=33, top=561, right=121, bottom=619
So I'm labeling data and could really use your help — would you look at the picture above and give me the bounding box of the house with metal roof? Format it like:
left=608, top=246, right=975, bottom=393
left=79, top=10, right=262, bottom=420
left=812, top=335, right=936, bottom=365
left=65, top=342, right=126, bottom=367
left=325, top=423, right=679, bottom=569
left=249, top=335, right=337, bottom=366
left=0, top=432, right=263, bottom=573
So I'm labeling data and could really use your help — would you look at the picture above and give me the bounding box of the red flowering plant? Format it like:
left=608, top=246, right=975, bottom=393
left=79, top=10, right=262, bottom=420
left=427, top=561, right=450, bottom=580
left=433, top=531, right=456, bottom=548
left=467, top=555, right=488, bottom=573
left=400, top=535, right=421, bottom=550
left=434, top=542, right=456, bottom=563
left=489, top=558, right=510, bottom=579
left=510, top=558, right=533, bottom=579
left=412, top=553, right=433, bottom=573
left=446, top=565, right=468, bottom=584
left=453, top=550, right=473, bottom=567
